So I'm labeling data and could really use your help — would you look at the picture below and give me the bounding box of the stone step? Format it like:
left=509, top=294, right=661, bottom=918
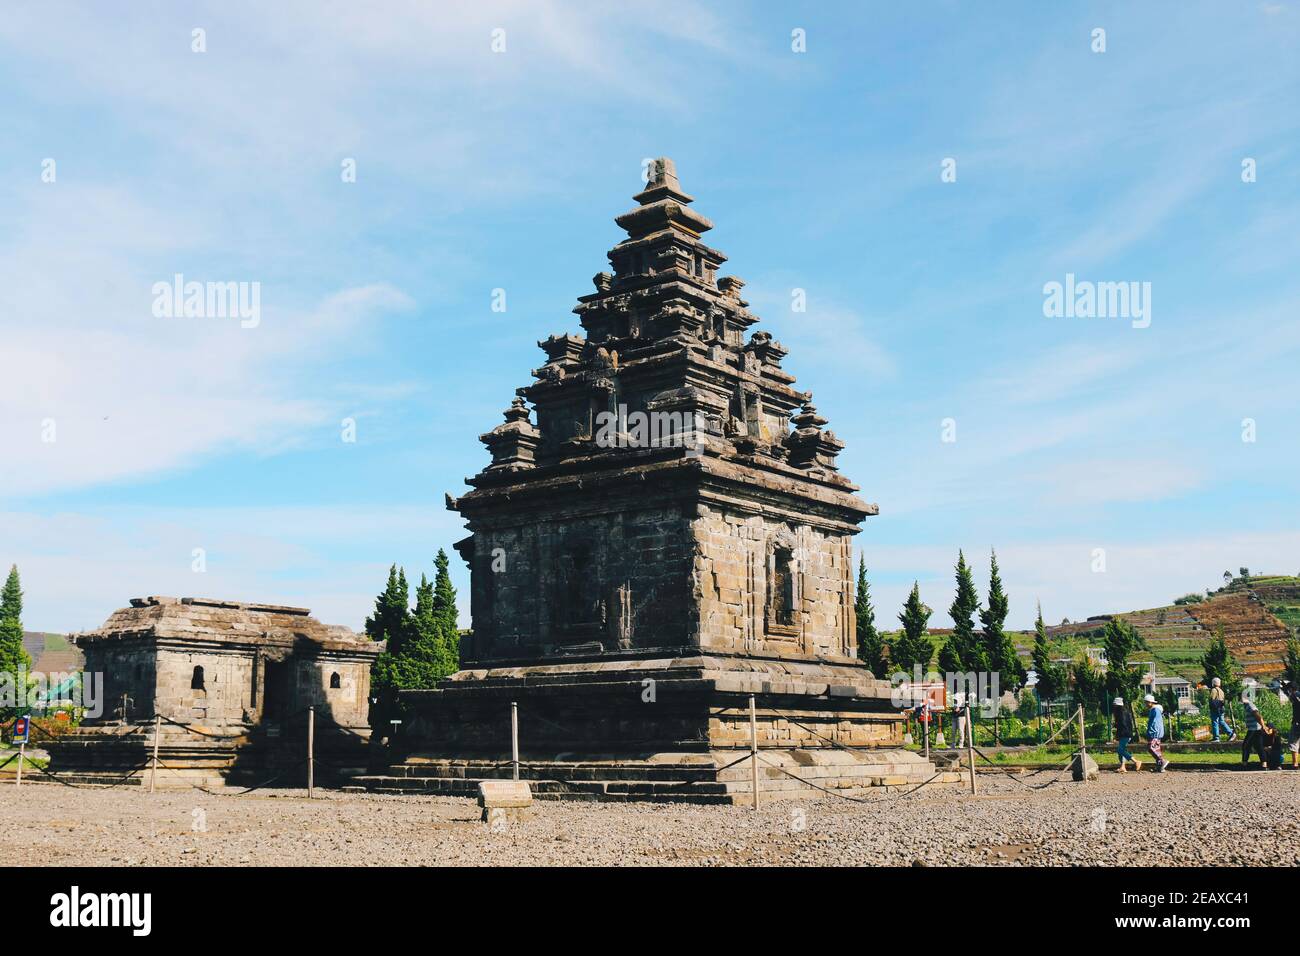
left=381, top=753, right=938, bottom=781
left=347, top=761, right=957, bottom=803
left=346, top=775, right=736, bottom=803
left=372, top=763, right=939, bottom=788
left=346, top=770, right=961, bottom=803
left=348, top=746, right=954, bottom=803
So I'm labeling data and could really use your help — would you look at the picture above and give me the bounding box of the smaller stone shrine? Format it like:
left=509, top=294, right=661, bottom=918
left=45, top=596, right=381, bottom=788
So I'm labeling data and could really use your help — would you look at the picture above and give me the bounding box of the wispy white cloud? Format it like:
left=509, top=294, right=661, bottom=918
left=0, top=183, right=415, bottom=497
left=987, top=342, right=1143, bottom=405
left=1029, top=458, right=1205, bottom=506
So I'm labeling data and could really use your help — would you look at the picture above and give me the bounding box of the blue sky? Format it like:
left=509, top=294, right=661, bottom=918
left=2, top=1, right=1298, bottom=635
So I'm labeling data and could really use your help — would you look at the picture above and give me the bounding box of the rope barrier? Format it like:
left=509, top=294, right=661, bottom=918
left=495, top=750, right=756, bottom=798
left=969, top=743, right=1075, bottom=790
left=153, top=755, right=310, bottom=796
left=12, top=751, right=150, bottom=790
left=706, top=704, right=988, bottom=799
left=154, top=714, right=247, bottom=740
left=1033, top=717, right=1077, bottom=749
left=754, top=752, right=947, bottom=801
left=25, top=720, right=91, bottom=742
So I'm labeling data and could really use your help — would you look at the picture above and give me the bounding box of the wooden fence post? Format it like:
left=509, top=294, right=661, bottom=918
left=965, top=702, right=977, bottom=795
left=749, top=695, right=759, bottom=810
left=149, top=714, right=161, bottom=794
left=511, top=701, right=520, bottom=781
left=307, top=705, right=315, bottom=799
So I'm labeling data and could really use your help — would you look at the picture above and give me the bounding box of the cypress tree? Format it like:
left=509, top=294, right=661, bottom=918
left=387, top=574, right=446, bottom=689
left=854, top=557, right=884, bottom=677
left=1030, top=601, right=1063, bottom=701
left=366, top=564, right=414, bottom=728
left=0, top=566, right=32, bottom=716
left=430, top=549, right=459, bottom=674
left=1200, top=626, right=1238, bottom=697
left=892, top=582, right=933, bottom=673
left=1070, top=658, right=1105, bottom=714
left=944, top=550, right=986, bottom=672
left=937, top=636, right=962, bottom=676
left=980, top=549, right=1023, bottom=687
left=365, top=565, right=412, bottom=655
left=413, top=573, right=433, bottom=621
left=0, top=565, right=22, bottom=622
left=1102, top=618, right=1144, bottom=705
left=371, top=553, right=461, bottom=702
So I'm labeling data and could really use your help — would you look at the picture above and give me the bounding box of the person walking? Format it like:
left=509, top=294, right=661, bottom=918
left=908, top=698, right=932, bottom=752
left=1112, top=696, right=1140, bottom=772
left=1143, top=693, right=1170, bottom=772
left=1241, top=691, right=1267, bottom=767
left=1208, top=677, right=1235, bottom=741
left=951, top=692, right=971, bottom=750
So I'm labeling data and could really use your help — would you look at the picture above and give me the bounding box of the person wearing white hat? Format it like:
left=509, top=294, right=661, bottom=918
left=950, top=692, right=970, bottom=750
left=1143, top=693, right=1170, bottom=772
left=1208, top=676, right=1235, bottom=741
left=1241, top=690, right=1267, bottom=767
left=1112, top=696, right=1140, bottom=772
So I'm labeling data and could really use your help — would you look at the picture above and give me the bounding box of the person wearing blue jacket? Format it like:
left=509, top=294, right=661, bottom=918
left=1143, top=693, right=1170, bottom=773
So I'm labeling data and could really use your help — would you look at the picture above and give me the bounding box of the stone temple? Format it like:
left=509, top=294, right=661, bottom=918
left=356, top=159, right=952, bottom=801
left=47, top=597, right=380, bottom=787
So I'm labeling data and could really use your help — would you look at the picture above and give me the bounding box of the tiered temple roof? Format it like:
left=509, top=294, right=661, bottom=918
left=470, top=157, right=857, bottom=498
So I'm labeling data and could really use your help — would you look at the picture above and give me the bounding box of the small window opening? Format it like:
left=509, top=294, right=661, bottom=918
left=772, top=548, right=795, bottom=627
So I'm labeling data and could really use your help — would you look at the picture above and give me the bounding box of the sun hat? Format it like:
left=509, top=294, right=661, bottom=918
left=1112, top=697, right=1124, bottom=705
left=1143, top=693, right=1156, bottom=703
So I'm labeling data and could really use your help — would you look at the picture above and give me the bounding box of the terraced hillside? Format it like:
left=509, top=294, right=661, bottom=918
left=1115, top=604, right=1210, bottom=680
left=1036, top=607, right=1214, bottom=682
left=1242, top=576, right=1300, bottom=634
left=1019, top=576, right=1299, bottom=682
left=1185, top=591, right=1292, bottom=678
left=911, top=576, right=1298, bottom=683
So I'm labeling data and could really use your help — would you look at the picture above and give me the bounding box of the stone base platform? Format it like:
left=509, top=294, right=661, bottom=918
left=350, top=749, right=957, bottom=804
left=44, top=721, right=371, bottom=790
left=350, top=652, right=958, bottom=804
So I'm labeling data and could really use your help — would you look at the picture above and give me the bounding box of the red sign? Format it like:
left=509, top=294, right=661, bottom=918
left=12, top=717, right=30, bottom=745
left=915, top=683, right=947, bottom=711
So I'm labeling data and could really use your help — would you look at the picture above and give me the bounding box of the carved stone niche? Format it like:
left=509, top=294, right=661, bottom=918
left=765, top=527, right=801, bottom=639
left=552, top=537, right=606, bottom=647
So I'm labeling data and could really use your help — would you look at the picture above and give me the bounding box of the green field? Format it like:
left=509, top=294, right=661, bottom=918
left=975, top=746, right=1264, bottom=768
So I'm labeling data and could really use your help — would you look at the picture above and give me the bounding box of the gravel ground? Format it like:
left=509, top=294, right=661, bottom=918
left=3, top=768, right=1298, bottom=866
